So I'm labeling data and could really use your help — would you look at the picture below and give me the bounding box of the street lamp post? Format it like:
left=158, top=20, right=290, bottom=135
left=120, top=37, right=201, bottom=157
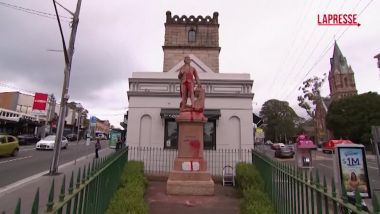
left=49, top=0, right=82, bottom=175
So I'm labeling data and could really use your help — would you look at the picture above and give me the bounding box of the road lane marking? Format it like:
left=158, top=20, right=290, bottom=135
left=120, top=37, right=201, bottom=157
left=0, top=156, right=32, bottom=165
left=319, top=163, right=333, bottom=169
left=20, top=148, right=36, bottom=152
left=0, top=148, right=110, bottom=196
left=368, top=166, right=379, bottom=170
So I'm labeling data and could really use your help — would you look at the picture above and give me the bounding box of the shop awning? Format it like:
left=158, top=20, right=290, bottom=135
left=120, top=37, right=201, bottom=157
left=160, top=108, right=221, bottom=120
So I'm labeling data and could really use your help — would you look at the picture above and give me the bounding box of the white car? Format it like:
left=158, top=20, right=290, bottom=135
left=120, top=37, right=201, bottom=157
left=35, top=135, right=68, bottom=150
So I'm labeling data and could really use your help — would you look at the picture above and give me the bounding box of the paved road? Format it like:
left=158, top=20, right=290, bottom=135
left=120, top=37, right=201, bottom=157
left=0, top=139, right=109, bottom=188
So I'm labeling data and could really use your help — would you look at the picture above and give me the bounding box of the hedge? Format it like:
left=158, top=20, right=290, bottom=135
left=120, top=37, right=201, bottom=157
left=106, top=161, right=149, bottom=214
left=236, top=162, right=275, bottom=214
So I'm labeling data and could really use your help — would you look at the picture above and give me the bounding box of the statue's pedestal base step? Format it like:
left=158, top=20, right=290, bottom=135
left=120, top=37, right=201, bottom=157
left=166, top=179, right=214, bottom=195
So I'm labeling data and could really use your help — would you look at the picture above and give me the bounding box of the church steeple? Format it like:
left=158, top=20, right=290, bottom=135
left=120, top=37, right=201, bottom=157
left=328, top=41, right=357, bottom=101
left=330, top=41, right=353, bottom=74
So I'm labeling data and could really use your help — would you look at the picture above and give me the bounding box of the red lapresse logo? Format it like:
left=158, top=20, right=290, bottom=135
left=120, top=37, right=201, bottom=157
left=317, top=14, right=360, bottom=26
left=32, top=93, right=48, bottom=110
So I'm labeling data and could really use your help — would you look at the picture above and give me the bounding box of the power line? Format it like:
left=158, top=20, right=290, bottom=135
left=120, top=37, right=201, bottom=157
left=279, top=0, right=373, bottom=101
left=275, top=0, right=335, bottom=99
left=0, top=1, right=71, bottom=22
left=269, top=0, right=317, bottom=98
left=0, top=82, right=36, bottom=95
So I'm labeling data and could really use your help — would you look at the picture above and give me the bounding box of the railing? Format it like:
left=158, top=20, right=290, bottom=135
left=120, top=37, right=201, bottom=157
left=7, top=148, right=128, bottom=214
left=127, top=146, right=252, bottom=176
left=252, top=150, right=380, bottom=214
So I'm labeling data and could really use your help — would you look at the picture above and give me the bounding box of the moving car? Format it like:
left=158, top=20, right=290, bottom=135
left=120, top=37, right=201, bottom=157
left=0, top=134, right=19, bottom=156
left=35, top=135, right=68, bottom=150
left=322, top=139, right=353, bottom=154
left=96, top=133, right=108, bottom=140
left=17, top=134, right=40, bottom=145
left=264, top=140, right=273, bottom=145
left=271, top=143, right=285, bottom=150
left=65, top=133, right=77, bottom=141
left=274, top=146, right=295, bottom=158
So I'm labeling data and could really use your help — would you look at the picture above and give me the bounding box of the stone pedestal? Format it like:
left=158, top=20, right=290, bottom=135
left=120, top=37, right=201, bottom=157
left=166, top=111, right=214, bottom=195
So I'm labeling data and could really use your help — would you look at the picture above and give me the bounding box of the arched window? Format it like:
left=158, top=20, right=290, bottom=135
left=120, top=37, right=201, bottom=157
left=344, top=77, right=348, bottom=87
left=188, top=29, right=196, bottom=42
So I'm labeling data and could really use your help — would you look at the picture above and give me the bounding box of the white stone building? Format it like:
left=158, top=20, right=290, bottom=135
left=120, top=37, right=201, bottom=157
left=126, top=11, right=255, bottom=151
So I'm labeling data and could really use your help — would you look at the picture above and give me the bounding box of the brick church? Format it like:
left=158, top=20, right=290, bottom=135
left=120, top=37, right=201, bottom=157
left=315, top=42, right=357, bottom=143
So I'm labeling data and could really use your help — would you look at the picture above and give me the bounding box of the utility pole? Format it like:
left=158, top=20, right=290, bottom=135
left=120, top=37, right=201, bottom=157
left=49, top=0, right=82, bottom=175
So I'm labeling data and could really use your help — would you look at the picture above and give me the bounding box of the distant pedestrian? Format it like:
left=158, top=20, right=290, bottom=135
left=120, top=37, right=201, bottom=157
left=95, top=139, right=101, bottom=158
left=116, top=137, right=122, bottom=150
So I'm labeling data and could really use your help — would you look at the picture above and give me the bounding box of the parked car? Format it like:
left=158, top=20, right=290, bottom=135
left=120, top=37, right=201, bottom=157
left=0, top=134, right=19, bottom=156
left=35, top=135, right=68, bottom=150
left=274, top=146, right=295, bottom=158
left=322, top=139, right=354, bottom=154
left=271, top=143, right=285, bottom=150
left=65, top=133, right=77, bottom=141
left=264, top=140, right=273, bottom=145
left=17, top=134, right=40, bottom=145
left=96, top=133, right=107, bottom=140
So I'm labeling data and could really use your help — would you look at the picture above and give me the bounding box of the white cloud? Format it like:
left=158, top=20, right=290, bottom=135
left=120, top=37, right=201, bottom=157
left=1, top=0, right=379, bottom=127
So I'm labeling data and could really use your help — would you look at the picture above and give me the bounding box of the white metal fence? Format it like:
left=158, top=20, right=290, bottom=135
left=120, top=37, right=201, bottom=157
left=127, top=146, right=253, bottom=176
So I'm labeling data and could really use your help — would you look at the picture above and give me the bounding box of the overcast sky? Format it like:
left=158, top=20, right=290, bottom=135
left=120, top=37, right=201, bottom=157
left=1, top=0, right=379, bottom=128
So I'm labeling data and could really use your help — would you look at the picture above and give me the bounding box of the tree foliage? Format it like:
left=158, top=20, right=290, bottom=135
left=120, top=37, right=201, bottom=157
left=326, top=92, right=380, bottom=145
left=259, top=99, right=299, bottom=142
left=297, top=74, right=326, bottom=118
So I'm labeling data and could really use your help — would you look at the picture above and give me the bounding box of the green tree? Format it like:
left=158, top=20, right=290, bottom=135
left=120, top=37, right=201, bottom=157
left=297, top=74, right=326, bottom=141
left=259, top=99, right=299, bottom=143
left=326, top=92, right=380, bottom=145
left=297, top=74, right=326, bottom=118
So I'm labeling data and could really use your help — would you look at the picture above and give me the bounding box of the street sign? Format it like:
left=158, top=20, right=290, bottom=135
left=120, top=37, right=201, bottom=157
left=90, top=116, right=96, bottom=123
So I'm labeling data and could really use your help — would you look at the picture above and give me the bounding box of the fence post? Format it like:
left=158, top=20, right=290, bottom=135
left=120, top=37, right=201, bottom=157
left=315, top=170, right=323, bottom=214
left=76, top=167, right=81, bottom=189
left=82, top=165, right=87, bottom=184
left=331, top=177, right=338, bottom=214
left=31, top=188, right=39, bottom=214
left=372, top=192, right=380, bottom=213
left=59, top=175, right=66, bottom=202
left=69, top=171, right=74, bottom=194
left=305, top=171, right=310, bottom=214
left=323, top=176, right=329, bottom=214
left=354, top=190, right=363, bottom=211
left=310, top=171, right=315, bottom=214
left=46, top=179, right=55, bottom=212
left=14, top=198, right=21, bottom=214
left=341, top=181, right=349, bottom=214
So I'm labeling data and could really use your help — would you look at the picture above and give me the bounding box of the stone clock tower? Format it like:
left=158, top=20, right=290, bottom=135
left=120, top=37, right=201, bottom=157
left=163, top=11, right=220, bottom=73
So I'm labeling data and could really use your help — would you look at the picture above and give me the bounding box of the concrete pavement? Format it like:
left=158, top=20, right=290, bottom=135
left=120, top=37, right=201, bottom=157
left=146, top=180, right=240, bottom=214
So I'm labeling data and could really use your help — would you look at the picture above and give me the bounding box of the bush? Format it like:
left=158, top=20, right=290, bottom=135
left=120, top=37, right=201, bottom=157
left=236, top=162, right=275, bottom=214
left=106, top=161, right=148, bottom=214
left=241, top=186, right=275, bottom=214
left=235, top=163, right=264, bottom=194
